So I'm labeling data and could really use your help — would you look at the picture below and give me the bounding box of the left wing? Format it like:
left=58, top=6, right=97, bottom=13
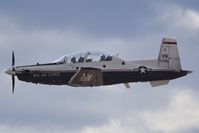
left=68, top=67, right=103, bottom=87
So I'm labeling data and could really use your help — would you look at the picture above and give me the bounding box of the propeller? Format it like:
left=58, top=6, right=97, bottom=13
left=12, top=51, right=15, bottom=94
left=12, top=75, right=15, bottom=93
left=5, top=51, right=16, bottom=93
left=12, top=51, right=15, bottom=67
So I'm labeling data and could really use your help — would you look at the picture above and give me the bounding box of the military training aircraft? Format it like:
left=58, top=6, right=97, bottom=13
left=5, top=38, right=191, bottom=93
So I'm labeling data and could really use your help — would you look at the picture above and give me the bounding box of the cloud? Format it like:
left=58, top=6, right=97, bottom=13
left=80, top=119, right=139, bottom=133
left=75, top=88, right=199, bottom=133
left=159, top=5, right=199, bottom=31
left=0, top=15, right=161, bottom=67
left=142, top=89, right=199, bottom=133
left=0, top=124, right=72, bottom=133
left=1, top=88, right=198, bottom=133
left=0, top=17, right=126, bottom=65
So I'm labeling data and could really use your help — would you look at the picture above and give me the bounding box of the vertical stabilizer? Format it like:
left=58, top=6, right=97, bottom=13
left=158, top=38, right=181, bottom=71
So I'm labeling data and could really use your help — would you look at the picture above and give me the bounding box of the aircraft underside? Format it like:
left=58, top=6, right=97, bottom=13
left=17, top=70, right=188, bottom=87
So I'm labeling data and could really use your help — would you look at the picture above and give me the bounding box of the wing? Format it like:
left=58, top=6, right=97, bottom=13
left=68, top=67, right=103, bottom=87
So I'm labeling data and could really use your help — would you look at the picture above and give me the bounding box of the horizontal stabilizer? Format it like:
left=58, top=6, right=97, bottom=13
left=150, top=80, right=169, bottom=87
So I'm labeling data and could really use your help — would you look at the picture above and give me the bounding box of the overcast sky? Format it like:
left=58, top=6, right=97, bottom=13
left=0, top=0, right=199, bottom=133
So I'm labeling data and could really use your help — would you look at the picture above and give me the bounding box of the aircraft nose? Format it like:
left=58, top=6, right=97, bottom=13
left=4, top=68, right=15, bottom=76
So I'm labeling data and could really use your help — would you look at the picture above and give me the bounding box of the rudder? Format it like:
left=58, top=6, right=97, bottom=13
left=158, top=38, right=181, bottom=71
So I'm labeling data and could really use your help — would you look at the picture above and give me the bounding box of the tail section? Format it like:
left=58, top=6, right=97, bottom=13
left=158, top=38, right=181, bottom=71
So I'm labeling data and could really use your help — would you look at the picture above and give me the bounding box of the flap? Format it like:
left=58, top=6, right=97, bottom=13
left=150, top=80, right=169, bottom=87
left=68, top=67, right=103, bottom=87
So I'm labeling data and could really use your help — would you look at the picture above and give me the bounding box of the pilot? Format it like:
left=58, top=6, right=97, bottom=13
left=106, top=56, right=112, bottom=61
left=100, top=55, right=106, bottom=61
left=86, top=59, right=92, bottom=62
left=78, top=57, right=84, bottom=63
left=71, top=57, right=76, bottom=63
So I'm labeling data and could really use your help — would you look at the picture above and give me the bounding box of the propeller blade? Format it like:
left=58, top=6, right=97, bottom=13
left=12, top=75, right=15, bottom=94
left=12, top=51, right=15, bottom=94
left=12, top=51, right=15, bottom=67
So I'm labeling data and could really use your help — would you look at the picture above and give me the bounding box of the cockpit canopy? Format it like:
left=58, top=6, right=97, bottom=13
left=54, top=51, right=113, bottom=64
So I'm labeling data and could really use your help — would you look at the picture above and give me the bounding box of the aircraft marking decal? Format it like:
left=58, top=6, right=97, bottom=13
left=80, top=72, right=93, bottom=82
left=138, top=66, right=147, bottom=74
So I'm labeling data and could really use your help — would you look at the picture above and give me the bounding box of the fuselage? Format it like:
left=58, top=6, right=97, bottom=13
left=14, top=58, right=188, bottom=87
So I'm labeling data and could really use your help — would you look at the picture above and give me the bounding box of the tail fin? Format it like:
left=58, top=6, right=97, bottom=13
left=158, top=38, right=181, bottom=71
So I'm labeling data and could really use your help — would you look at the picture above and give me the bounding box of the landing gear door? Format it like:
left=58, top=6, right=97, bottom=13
left=68, top=68, right=103, bottom=87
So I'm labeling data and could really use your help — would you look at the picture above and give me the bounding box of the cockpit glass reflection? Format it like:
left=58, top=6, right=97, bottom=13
left=54, top=51, right=112, bottom=64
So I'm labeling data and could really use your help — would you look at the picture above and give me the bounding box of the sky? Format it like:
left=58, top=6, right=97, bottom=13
left=0, top=0, right=199, bottom=133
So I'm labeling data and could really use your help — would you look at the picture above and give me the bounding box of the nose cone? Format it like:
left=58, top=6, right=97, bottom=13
left=5, top=68, right=15, bottom=75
